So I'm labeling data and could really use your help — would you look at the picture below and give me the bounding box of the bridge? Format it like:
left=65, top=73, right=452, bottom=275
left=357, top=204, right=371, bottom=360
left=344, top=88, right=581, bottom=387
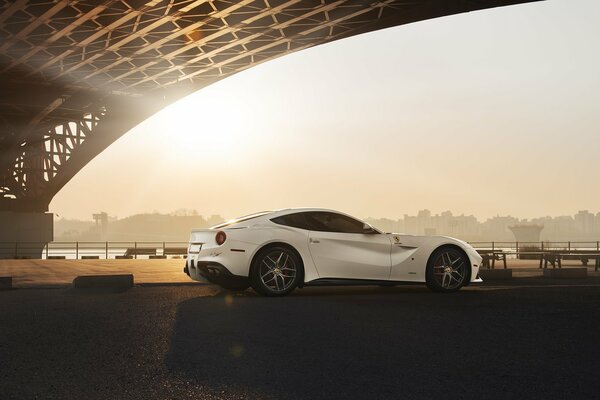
left=0, top=0, right=540, bottom=254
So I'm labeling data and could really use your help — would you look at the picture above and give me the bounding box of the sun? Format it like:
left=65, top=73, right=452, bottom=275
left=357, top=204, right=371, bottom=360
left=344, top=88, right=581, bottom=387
left=153, top=82, right=250, bottom=165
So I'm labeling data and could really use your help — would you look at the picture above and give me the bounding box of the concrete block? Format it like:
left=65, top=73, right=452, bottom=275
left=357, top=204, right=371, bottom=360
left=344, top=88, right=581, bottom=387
left=115, top=255, right=133, bottom=259
left=543, top=268, right=587, bottom=278
left=81, top=256, right=100, bottom=259
left=73, top=274, right=134, bottom=289
left=0, top=276, right=12, bottom=290
left=149, top=255, right=167, bottom=259
left=479, top=269, right=513, bottom=280
left=47, top=256, right=66, bottom=259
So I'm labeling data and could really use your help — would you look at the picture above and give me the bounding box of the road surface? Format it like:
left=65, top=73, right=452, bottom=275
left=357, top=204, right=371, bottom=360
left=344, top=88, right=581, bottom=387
left=1, top=283, right=599, bottom=399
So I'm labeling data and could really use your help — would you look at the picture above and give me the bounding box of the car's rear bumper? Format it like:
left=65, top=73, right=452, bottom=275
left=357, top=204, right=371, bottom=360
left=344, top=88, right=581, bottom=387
left=186, top=258, right=247, bottom=285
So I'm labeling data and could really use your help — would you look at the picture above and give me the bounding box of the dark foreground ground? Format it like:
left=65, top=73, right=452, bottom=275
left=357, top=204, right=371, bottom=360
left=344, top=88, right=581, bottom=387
left=1, top=282, right=600, bottom=400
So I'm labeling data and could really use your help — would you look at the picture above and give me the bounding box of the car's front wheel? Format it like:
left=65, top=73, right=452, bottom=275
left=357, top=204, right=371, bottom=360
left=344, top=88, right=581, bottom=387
left=426, top=246, right=469, bottom=293
left=250, top=246, right=302, bottom=296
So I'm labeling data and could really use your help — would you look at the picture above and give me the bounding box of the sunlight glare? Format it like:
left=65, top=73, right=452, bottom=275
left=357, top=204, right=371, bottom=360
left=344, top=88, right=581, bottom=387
left=152, top=84, right=251, bottom=165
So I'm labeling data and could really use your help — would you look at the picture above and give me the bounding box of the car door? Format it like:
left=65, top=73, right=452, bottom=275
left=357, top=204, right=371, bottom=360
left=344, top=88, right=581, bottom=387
left=305, top=212, right=392, bottom=280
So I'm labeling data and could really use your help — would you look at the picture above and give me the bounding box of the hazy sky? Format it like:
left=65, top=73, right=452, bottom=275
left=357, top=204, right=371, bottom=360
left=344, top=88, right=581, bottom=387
left=51, top=0, right=600, bottom=221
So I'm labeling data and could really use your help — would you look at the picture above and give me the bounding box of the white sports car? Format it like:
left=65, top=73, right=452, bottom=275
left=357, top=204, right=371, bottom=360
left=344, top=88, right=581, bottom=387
left=184, top=208, right=482, bottom=296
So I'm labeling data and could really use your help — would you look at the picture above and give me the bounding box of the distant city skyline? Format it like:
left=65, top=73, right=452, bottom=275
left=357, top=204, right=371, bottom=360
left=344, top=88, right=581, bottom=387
left=50, top=0, right=600, bottom=221
left=57, top=207, right=600, bottom=224
left=365, top=209, right=600, bottom=242
left=55, top=208, right=600, bottom=242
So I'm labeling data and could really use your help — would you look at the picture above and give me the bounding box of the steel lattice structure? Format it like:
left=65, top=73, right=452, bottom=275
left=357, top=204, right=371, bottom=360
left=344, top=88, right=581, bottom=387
left=0, top=0, right=541, bottom=212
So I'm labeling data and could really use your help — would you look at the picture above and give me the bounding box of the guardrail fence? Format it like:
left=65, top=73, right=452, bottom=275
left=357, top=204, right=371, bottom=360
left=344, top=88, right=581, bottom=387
left=469, top=241, right=600, bottom=251
left=0, top=241, right=188, bottom=260
left=1, top=240, right=600, bottom=260
left=469, top=241, right=600, bottom=259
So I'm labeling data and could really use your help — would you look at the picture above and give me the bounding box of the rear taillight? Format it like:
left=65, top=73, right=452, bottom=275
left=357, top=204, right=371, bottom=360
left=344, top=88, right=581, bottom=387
left=215, top=231, right=226, bottom=245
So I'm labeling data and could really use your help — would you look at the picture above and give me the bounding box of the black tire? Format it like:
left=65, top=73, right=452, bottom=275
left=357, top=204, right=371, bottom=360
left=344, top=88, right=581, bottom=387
left=250, top=245, right=302, bottom=297
left=218, top=279, right=250, bottom=292
left=426, top=246, right=469, bottom=293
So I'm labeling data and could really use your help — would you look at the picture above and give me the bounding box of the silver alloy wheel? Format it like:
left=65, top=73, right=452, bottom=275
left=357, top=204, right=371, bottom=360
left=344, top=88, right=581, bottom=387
left=259, top=250, right=297, bottom=293
left=432, top=250, right=466, bottom=290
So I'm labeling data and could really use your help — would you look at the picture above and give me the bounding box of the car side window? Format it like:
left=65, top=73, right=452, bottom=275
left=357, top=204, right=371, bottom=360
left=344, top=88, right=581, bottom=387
left=303, top=212, right=366, bottom=234
left=270, top=213, right=311, bottom=230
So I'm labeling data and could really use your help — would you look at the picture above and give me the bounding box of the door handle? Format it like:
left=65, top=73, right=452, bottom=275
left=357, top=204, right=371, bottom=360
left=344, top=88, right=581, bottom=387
left=310, top=238, right=320, bottom=244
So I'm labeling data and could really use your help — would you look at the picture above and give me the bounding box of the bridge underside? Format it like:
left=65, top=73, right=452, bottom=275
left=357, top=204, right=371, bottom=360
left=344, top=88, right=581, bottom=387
left=0, top=0, right=540, bottom=254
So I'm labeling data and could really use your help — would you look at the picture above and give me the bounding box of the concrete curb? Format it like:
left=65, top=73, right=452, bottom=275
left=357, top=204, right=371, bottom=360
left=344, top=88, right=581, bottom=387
left=0, top=276, right=12, bottom=290
left=543, top=268, right=587, bottom=278
left=73, top=274, right=134, bottom=289
left=479, top=269, right=513, bottom=280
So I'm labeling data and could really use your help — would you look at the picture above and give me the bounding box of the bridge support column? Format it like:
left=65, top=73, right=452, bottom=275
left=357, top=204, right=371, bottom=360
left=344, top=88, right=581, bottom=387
left=0, top=212, right=53, bottom=259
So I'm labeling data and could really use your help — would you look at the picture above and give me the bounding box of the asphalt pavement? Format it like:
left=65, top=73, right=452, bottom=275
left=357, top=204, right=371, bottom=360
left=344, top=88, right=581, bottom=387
left=1, top=282, right=600, bottom=399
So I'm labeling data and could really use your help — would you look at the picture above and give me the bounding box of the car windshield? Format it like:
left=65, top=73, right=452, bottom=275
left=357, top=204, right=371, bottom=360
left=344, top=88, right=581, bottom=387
left=211, top=211, right=273, bottom=229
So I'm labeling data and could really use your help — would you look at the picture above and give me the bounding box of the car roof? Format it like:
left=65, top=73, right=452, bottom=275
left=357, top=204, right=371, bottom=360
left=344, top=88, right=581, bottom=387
left=273, top=207, right=340, bottom=214
left=212, top=208, right=361, bottom=229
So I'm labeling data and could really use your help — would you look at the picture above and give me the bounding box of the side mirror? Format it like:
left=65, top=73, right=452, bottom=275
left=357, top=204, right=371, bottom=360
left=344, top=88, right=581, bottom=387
left=363, top=223, right=376, bottom=234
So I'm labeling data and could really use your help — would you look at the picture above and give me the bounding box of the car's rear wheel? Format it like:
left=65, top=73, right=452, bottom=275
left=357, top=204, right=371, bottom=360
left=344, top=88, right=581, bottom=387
left=250, top=246, right=302, bottom=296
left=426, top=247, right=469, bottom=293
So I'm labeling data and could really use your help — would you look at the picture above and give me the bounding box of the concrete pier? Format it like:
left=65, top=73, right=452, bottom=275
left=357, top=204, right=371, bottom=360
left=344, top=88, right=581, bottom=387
left=0, top=211, right=53, bottom=259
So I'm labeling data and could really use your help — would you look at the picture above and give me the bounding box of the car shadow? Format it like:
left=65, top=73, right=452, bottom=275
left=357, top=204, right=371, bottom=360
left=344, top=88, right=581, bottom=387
left=165, top=285, right=481, bottom=399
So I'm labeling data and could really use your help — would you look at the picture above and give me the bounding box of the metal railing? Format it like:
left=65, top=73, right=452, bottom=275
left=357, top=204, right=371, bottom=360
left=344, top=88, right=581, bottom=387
left=1, top=240, right=600, bottom=260
left=468, top=241, right=600, bottom=251
left=468, top=241, right=600, bottom=260
left=0, top=241, right=188, bottom=260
